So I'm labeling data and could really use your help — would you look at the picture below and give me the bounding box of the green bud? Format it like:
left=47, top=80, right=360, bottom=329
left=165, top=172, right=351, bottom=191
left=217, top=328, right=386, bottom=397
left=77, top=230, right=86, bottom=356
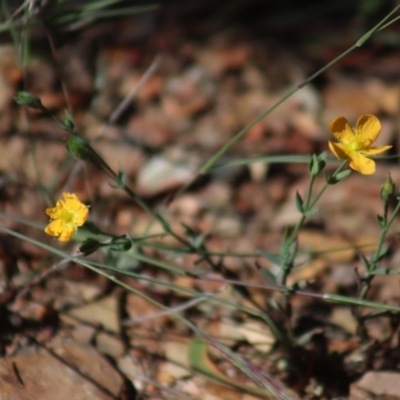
left=381, top=174, right=394, bottom=202
left=79, top=238, right=102, bottom=256
left=66, top=133, right=116, bottom=179
left=83, top=221, right=102, bottom=235
left=66, top=134, right=93, bottom=161
left=308, top=153, right=326, bottom=177
left=62, top=110, right=76, bottom=132
left=14, top=91, right=44, bottom=110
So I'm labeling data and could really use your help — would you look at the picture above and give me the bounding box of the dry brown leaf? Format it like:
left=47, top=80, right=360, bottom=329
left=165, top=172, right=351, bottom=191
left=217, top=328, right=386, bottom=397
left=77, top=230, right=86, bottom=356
left=0, top=348, right=122, bottom=400
left=352, top=371, right=400, bottom=398
left=65, top=294, right=120, bottom=333
left=298, top=230, right=356, bottom=263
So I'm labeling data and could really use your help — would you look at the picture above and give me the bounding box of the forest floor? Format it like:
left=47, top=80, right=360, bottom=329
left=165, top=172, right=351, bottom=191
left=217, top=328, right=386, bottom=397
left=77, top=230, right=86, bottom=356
left=1, top=2, right=400, bottom=399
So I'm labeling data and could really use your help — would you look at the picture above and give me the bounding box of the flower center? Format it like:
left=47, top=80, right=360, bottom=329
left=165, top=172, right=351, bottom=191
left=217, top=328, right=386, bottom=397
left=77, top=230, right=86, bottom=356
left=61, top=209, right=75, bottom=224
left=348, top=140, right=361, bottom=153
left=343, top=131, right=362, bottom=154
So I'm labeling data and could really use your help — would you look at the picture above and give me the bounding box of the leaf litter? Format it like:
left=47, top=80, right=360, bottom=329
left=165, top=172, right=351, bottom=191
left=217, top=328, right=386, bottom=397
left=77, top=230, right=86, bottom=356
left=1, top=2, right=400, bottom=399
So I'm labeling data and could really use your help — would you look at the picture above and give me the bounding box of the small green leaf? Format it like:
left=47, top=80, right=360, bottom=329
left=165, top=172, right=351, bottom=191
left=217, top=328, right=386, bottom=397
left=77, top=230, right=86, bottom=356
left=319, top=152, right=328, bottom=163
left=83, top=221, right=102, bottom=235
left=308, top=154, right=318, bottom=176
left=376, top=214, right=386, bottom=228
left=66, top=133, right=116, bottom=179
left=304, top=207, right=319, bottom=217
left=258, top=249, right=283, bottom=266
left=335, top=170, right=352, bottom=180
left=110, top=236, right=132, bottom=252
left=360, top=253, right=371, bottom=273
left=260, top=268, right=278, bottom=286
left=368, top=268, right=397, bottom=276
left=323, top=293, right=400, bottom=311
left=66, top=134, right=92, bottom=161
left=327, top=169, right=351, bottom=184
left=308, top=153, right=326, bottom=177
left=14, top=91, right=44, bottom=110
left=79, top=238, right=102, bottom=256
left=117, top=167, right=126, bottom=187
left=295, top=191, right=304, bottom=213
left=373, top=246, right=389, bottom=263
left=285, top=240, right=298, bottom=266
left=192, top=235, right=205, bottom=250
left=182, top=223, right=206, bottom=250
left=62, top=109, right=76, bottom=132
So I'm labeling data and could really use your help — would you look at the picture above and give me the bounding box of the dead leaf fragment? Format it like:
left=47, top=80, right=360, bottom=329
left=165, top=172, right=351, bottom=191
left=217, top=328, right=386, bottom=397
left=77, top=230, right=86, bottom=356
left=352, top=371, right=400, bottom=398
left=298, top=230, right=355, bottom=263
left=65, top=294, right=120, bottom=333
left=0, top=349, right=122, bottom=400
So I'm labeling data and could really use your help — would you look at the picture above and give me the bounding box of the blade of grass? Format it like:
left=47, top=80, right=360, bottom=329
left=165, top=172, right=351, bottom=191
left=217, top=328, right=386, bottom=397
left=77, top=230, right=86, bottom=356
left=189, top=337, right=294, bottom=399
left=0, top=225, right=291, bottom=396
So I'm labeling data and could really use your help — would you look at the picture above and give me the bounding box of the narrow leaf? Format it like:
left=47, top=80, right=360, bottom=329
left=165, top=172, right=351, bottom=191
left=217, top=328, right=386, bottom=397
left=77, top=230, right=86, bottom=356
left=295, top=191, right=304, bottom=213
left=258, top=250, right=283, bottom=266
left=304, top=207, right=319, bottom=217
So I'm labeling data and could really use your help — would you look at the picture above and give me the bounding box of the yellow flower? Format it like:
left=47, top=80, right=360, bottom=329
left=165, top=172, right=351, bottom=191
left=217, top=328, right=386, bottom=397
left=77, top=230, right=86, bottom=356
left=328, top=114, right=392, bottom=175
left=45, top=193, right=89, bottom=242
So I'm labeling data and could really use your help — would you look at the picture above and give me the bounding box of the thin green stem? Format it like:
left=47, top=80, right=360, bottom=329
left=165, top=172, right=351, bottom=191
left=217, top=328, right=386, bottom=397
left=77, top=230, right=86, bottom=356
left=279, top=160, right=348, bottom=288
left=287, top=176, right=315, bottom=245
left=199, top=86, right=298, bottom=174
left=357, top=192, right=400, bottom=336
left=288, top=160, right=348, bottom=244
left=310, top=163, right=348, bottom=208
left=298, top=46, right=356, bottom=89
left=386, top=200, right=400, bottom=228
left=198, top=6, right=400, bottom=175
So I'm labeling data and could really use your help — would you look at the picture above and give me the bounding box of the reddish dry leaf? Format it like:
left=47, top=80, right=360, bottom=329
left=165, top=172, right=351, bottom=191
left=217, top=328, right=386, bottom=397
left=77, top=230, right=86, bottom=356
left=0, top=349, right=123, bottom=400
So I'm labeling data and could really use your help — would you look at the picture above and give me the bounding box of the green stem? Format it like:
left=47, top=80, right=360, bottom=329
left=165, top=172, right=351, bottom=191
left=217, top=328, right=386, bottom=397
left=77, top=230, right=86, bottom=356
left=357, top=192, right=400, bottom=336
left=200, top=86, right=298, bottom=174
left=279, top=160, right=348, bottom=287
left=288, top=160, right=348, bottom=244
left=198, top=6, right=400, bottom=175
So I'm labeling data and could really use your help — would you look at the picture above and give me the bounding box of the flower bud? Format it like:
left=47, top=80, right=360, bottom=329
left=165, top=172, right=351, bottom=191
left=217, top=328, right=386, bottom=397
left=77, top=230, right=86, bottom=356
left=66, top=134, right=93, bottom=161
left=66, top=134, right=116, bottom=179
left=14, top=91, right=44, bottom=110
left=381, top=174, right=394, bottom=202
left=79, top=239, right=102, bottom=256
left=308, top=153, right=326, bottom=177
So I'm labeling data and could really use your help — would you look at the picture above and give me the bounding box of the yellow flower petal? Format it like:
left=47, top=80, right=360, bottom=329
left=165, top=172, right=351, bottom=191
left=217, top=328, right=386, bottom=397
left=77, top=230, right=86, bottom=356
left=63, top=193, right=80, bottom=205
left=45, top=206, right=58, bottom=218
left=329, top=117, right=354, bottom=143
left=328, top=141, right=348, bottom=159
left=57, top=225, right=76, bottom=242
left=347, top=152, right=376, bottom=175
left=44, top=219, right=64, bottom=237
left=355, top=114, right=381, bottom=146
left=361, top=145, right=392, bottom=156
left=328, top=114, right=391, bottom=175
left=44, top=192, right=89, bottom=242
